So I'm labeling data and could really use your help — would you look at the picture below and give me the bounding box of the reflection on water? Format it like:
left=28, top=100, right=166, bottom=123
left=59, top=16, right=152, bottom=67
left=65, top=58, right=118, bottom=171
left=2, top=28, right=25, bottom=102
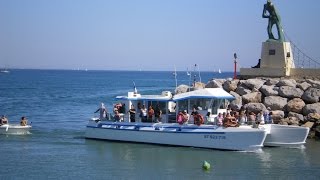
left=83, top=138, right=320, bottom=179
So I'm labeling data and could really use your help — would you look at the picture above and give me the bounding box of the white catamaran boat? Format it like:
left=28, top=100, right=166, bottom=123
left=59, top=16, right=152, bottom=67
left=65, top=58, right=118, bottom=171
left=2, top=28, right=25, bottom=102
left=85, top=88, right=267, bottom=151
left=0, top=124, right=32, bottom=135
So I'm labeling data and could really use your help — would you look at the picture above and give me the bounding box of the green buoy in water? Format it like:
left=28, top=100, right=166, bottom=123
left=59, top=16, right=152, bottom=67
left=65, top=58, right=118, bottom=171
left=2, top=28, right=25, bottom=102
left=202, top=161, right=211, bottom=170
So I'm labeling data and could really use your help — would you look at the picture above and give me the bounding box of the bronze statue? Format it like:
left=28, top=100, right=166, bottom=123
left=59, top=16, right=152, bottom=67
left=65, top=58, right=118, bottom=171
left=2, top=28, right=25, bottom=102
left=262, top=0, right=284, bottom=42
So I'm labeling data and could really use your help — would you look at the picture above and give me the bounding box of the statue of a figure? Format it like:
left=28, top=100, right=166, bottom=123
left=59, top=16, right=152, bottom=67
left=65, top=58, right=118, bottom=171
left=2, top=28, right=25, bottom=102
left=262, top=0, right=285, bottom=42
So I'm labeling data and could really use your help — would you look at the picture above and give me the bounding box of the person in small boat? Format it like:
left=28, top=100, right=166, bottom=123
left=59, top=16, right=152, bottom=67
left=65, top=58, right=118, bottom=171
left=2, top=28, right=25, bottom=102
left=95, top=103, right=107, bottom=120
left=128, top=104, right=136, bottom=122
left=20, top=116, right=28, bottom=126
left=148, top=105, right=154, bottom=122
left=0, top=115, right=8, bottom=125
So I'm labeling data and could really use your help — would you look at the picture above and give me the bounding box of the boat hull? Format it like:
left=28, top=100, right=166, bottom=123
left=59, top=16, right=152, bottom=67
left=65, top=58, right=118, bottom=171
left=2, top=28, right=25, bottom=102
left=263, top=124, right=309, bottom=147
left=240, top=124, right=309, bottom=148
left=85, top=121, right=267, bottom=151
left=0, top=124, right=32, bottom=135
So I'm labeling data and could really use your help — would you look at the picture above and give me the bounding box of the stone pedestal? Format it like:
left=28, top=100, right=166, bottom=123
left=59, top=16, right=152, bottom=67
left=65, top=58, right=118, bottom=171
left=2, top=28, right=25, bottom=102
left=260, top=41, right=295, bottom=76
left=240, top=41, right=295, bottom=78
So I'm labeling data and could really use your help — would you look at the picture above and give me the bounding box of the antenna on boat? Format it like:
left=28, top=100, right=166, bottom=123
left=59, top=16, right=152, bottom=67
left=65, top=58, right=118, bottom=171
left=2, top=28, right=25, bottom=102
left=173, top=65, right=178, bottom=89
left=193, top=64, right=197, bottom=87
left=133, top=81, right=138, bottom=94
left=187, top=67, right=192, bottom=91
left=197, top=64, right=202, bottom=83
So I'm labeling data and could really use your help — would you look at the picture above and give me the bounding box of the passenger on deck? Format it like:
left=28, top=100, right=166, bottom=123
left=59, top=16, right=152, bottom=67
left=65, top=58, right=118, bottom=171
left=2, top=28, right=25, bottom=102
left=256, top=110, right=265, bottom=125
left=140, top=105, right=147, bottom=122
left=223, top=113, right=237, bottom=127
left=148, top=105, right=154, bottom=122
left=215, top=113, right=223, bottom=126
left=154, top=104, right=162, bottom=123
left=191, top=109, right=204, bottom=126
left=129, top=105, right=136, bottom=122
left=264, top=107, right=271, bottom=124
left=119, top=103, right=126, bottom=114
left=114, top=110, right=121, bottom=121
left=95, top=103, right=107, bottom=120
left=177, top=111, right=184, bottom=125
left=182, top=110, right=190, bottom=124
left=239, top=111, right=246, bottom=125
left=247, top=112, right=256, bottom=125
left=205, top=112, right=211, bottom=124
left=20, top=116, right=28, bottom=126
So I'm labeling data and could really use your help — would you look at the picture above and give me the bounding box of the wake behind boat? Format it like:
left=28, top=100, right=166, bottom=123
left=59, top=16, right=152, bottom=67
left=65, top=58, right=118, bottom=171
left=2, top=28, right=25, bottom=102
left=85, top=88, right=267, bottom=151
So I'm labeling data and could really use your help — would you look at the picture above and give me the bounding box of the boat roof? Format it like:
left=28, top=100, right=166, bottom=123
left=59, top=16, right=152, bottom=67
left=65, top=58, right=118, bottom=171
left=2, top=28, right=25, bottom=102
left=116, top=94, right=172, bottom=102
left=173, top=88, right=235, bottom=101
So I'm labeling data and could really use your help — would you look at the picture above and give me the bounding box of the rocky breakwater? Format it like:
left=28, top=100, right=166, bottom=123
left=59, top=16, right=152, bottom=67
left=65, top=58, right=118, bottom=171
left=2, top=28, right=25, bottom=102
left=203, top=78, right=320, bottom=139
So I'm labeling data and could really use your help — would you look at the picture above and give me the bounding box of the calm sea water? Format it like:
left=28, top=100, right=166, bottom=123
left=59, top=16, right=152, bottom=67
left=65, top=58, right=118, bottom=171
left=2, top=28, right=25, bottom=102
left=1, top=70, right=320, bottom=180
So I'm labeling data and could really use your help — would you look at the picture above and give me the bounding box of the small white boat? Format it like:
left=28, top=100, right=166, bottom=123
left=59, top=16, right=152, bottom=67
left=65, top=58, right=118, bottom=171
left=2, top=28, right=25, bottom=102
left=0, top=69, right=10, bottom=73
left=85, top=88, right=267, bottom=151
left=0, top=124, right=32, bottom=135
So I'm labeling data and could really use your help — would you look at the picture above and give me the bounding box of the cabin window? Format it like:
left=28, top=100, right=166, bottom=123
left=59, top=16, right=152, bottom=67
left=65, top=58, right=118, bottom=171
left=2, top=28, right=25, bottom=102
left=190, top=99, right=212, bottom=111
left=211, top=99, right=224, bottom=115
left=147, top=101, right=168, bottom=115
left=178, top=100, right=188, bottom=112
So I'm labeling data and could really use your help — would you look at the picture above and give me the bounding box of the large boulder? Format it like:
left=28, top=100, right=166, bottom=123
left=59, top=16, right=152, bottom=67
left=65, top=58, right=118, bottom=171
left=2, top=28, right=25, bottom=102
left=286, top=98, right=305, bottom=114
left=223, top=80, right=239, bottom=92
left=242, top=92, right=262, bottom=104
left=307, top=113, right=320, bottom=122
left=279, top=117, right=299, bottom=126
left=278, top=86, right=304, bottom=99
left=235, top=85, right=251, bottom=96
left=297, top=82, right=311, bottom=91
left=264, top=96, right=287, bottom=110
left=276, top=79, right=297, bottom=87
left=301, top=88, right=320, bottom=103
left=175, top=84, right=189, bottom=94
left=229, top=91, right=242, bottom=106
left=205, top=79, right=225, bottom=88
left=260, top=85, right=279, bottom=96
left=306, top=79, right=320, bottom=89
left=242, top=79, right=265, bottom=90
left=302, top=103, right=320, bottom=115
left=271, top=110, right=285, bottom=124
left=243, top=103, right=266, bottom=114
left=265, top=78, right=280, bottom=86
left=194, top=82, right=205, bottom=90
left=288, top=112, right=304, bottom=122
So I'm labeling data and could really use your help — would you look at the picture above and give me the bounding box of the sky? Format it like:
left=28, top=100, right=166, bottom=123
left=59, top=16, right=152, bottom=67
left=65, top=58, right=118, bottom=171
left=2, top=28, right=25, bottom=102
left=0, top=0, right=320, bottom=71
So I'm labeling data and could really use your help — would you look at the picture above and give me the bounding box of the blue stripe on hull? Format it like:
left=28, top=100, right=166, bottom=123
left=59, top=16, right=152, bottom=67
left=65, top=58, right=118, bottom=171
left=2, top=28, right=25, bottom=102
left=86, top=126, right=226, bottom=134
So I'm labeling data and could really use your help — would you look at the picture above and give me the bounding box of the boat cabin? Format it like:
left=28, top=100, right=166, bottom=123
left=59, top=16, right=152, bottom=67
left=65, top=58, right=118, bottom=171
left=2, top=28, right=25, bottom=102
left=114, top=88, right=235, bottom=124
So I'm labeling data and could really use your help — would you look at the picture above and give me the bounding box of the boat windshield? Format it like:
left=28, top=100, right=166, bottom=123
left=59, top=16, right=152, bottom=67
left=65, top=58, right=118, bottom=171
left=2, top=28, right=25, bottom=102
left=190, top=98, right=224, bottom=114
